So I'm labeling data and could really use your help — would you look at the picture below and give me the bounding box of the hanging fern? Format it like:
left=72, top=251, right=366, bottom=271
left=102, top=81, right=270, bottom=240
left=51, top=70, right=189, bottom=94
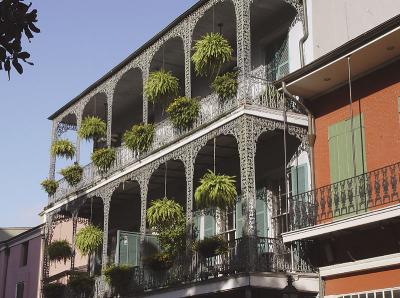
left=59, top=163, right=83, bottom=186
left=91, top=148, right=116, bottom=173
left=211, top=71, right=238, bottom=100
left=123, top=123, right=155, bottom=153
left=68, top=273, right=94, bottom=297
left=78, top=116, right=107, bottom=141
left=47, top=240, right=73, bottom=264
left=75, top=225, right=103, bottom=256
left=195, top=170, right=237, bottom=210
left=192, top=32, right=233, bottom=77
left=103, top=264, right=137, bottom=296
left=147, top=198, right=184, bottom=231
left=43, top=283, right=66, bottom=298
left=166, top=97, right=200, bottom=130
left=51, top=139, right=75, bottom=159
left=143, top=253, right=173, bottom=271
left=194, top=235, right=228, bottom=258
left=41, top=179, right=59, bottom=196
left=144, top=69, right=179, bottom=103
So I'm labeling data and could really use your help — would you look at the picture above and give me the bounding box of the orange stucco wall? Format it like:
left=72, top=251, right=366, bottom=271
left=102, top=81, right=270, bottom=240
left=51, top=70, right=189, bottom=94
left=311, top=60, right=400, bottom=189
left=324, top=266, right=400, bottom=295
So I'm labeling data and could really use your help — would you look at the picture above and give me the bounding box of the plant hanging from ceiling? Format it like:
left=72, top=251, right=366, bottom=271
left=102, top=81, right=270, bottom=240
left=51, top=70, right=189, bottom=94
left=195, top=170, right=237, bottom=210
left=43, top=283, right=66, bottom=298
left=51, top=139, right=76, bottom=159
left=192, top=32, right=233, bottom=77
left=143, top=252, right=174, bottom=271
left=91, top=148, right=116, bottom=173
left=166, top=96, right=200, bottom=130
left=147, top=198, right=185, bottom=231
left=103, top=264, right=138, bottom=296
left=75, top=225, right=103, bottom=256
left=194, top=235, right=228, bottom=258
left=123, top=123, right=155, bottom=153
left=59, top=163, right=83, bottom=186
left=67, top=273, right=94, bottom=297
left=144, top=69, right=180, bottom=104
left=211, top=71, right=238, bottom=100
left=47, top=240, right=73, bottom=264
left=78, top=116, right=107, bottom=141
left=41, top=179, right=59, bottom=196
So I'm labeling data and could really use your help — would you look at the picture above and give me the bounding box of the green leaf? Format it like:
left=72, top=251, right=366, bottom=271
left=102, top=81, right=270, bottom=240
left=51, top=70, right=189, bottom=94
left=123, top=123, right=155, bottom=153
left=78, top=116, right=107, bottom=141
left=166, top=96, right=200, bottom=130
left=144, top=69, right=180, bottom=103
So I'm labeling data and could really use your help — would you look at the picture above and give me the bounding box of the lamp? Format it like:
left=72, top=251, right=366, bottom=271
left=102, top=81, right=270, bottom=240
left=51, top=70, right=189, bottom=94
left=282, top=276, right=298, bottom=298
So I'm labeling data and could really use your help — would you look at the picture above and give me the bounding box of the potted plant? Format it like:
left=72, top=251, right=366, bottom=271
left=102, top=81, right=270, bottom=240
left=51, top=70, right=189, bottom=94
left=194, top=235, right=228, bottom=258
left=91, top=147, right=116, bottom=173
left=211, top=71, right=238, bottom=100
left=147, top=198, right=185, bottom=229
left=195, top=170, right=237, bottom=210
left=78, top=116, right=107, bottom=141
left=47, top=240, right=73, bottom=264
left=192, top=32, right=233, bottom=77
left=41, top=179, right=59, bottom=196
left=67, top=273, right=94, bottom=297
left=59, top=163, right=83, bottom=186
left=166, top=96, right=200, bottom=130
left=144, top=69, right=180, bottom=104
left=123, top=123, right=155, bottom=154
left=51, top=139, right=76, bottom=159
left=43, top=283, right=66, bottom=298
left=143, top=252, right=173, bottom=271
left=103, top=264, right=136, bottom=297
left=75, top=225, right=103, bottom=256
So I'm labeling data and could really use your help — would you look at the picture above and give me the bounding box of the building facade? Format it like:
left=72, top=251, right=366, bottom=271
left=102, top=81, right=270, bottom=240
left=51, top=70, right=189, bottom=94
left=40, top=0, right=400, bottom=297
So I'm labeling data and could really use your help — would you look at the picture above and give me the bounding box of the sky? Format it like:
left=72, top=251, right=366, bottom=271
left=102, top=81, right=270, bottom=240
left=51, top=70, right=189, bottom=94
left=0, top=0, right=198, bottom=227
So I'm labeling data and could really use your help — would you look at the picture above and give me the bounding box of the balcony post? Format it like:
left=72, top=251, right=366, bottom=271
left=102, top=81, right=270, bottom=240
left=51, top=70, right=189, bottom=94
left=184, top=151, right=194, bottom=239
left=138, top=173, right=150, bottom=264
left=142, top=61, right=150, bottom=124
left=48, top=121, right=58, bottom=180
left=106, top=89, right=113, bottom=148
left=75, top=112, right=82, bottom=163
left=70, top=210, right=78, bottom=270
left=184, top=29, right=192, bottom=98
left=102, top=196, right=111, bottom=270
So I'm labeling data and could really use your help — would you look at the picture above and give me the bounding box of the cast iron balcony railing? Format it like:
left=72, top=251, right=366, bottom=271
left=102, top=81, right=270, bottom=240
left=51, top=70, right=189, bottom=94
left=288, top=162, right=400, bottom=231
left=49, top=79, right=307, bottom=205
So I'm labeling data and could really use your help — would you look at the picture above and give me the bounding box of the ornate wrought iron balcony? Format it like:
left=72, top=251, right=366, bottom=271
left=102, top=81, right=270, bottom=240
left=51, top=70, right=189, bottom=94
left=288, top=162, right=400, bottom=231
left=49, top=80, right=307, bottom=206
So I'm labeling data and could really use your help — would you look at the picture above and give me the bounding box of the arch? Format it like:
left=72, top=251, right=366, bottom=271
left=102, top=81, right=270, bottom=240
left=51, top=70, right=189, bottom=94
left=112, top=67, right=143, bottom=147
left=191, top=0, right=237, bottom=99
left=82, top=92, right=108, bottom=121
left=148, top=37, right=185, bottom=123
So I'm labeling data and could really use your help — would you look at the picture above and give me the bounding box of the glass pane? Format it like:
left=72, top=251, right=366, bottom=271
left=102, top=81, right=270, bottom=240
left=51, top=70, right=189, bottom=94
left=376, top=292, right=383, bottom=298
left=384, top=291, right=392, bottom=298
left=368, top=293, right=375, bottom=298
left=393, top=290, right=400, bottom=298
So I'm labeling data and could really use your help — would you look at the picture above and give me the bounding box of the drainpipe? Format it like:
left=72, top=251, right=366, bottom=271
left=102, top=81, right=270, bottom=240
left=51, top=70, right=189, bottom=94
left=299, top=0, right=309, bottom=67
left=282, top=82, right=316, bottom=191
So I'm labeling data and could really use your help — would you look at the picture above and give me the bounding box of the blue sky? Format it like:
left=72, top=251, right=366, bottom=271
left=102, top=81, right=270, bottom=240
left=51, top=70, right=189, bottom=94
left=0, top=0, right=198, bottom=227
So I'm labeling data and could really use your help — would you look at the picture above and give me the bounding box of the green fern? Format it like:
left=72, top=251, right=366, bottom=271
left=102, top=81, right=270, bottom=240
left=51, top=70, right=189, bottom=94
left=195, top=170, right=237, bottom=210
left=41, top=179, right=59, bottom=196
left=47, top=240, right=72, bottom=264
left=166, top=97, right=200, bottom=130
left=211, top=71, right=238, bottom=100
left=91, top=148, right=116, bottom=173
left=144, top=69, right=179, bottom=103
left=78, top=116, right=107, bottom=141
left=51, top=139, right=75, bottom=159
left=75, top=225, right=103, bottom=256
left=59, top=163, right=83, bottom=186
left=123, top=123, right=155, bottom=153
left=147, top=198, right=184, bottom=230
left=192, top=33, right=233, bottom=77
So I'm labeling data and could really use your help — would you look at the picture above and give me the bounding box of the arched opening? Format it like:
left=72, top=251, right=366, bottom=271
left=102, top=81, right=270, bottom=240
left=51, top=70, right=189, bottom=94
left=250, top=0, right=297, bottom=80
left=193, top=135, right=240, bottom=241
left=255, top=129, right=307, bottom=237
left=108, top=180, right=142, bottom=266
left=80, top=93, right=108, bottom=165
left=191, top=1, right=237, bottom=99
left=148, top=37, right=185, bottom=123
left=112, top=68, right=143, bottom=147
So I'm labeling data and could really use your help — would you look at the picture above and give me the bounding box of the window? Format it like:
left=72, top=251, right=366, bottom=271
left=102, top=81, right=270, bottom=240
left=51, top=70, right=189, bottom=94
left=20, top=241, right=29, bottom=267
left=291, top=163, right=309, bottom=195
left=337, top=287, right=400, bottom=298
left=15, top=282, right=24, bottom=298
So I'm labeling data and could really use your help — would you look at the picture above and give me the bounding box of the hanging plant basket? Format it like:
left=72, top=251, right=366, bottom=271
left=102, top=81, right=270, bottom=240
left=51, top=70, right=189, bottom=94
left=166, top=96, right=200, bottom=130
left=195, top=170, right=237, bottom=210
left=123, top=123, right=155, bottom=153
left=194, top=235, right=228, bottom=258
left=51, top=139, right=76, bottom=159
left=143, top=253, right=173, bottom=271
left=41, top=179, right=59, bottom=196
left=103, top=264, right=137, bottom=296
left=67, top=273, right=94, bottom=297
left=144, top=69, right=180, bottom=104
left=211, top=71, right=238, bottom=100
left=91, top=148, right=116, bottom=173
left=147, top=198, right=185, bottom=231
left=78, top=116, right=107, bottom=141
left=59, top=163, right=83, bottom=186
left=75, top=225, right=103, bottom=256
left=43, top=283, right=66, bottom=298
left=47, top=240, right=73, bottom=264
left=192, top=32, right=233, bottom=77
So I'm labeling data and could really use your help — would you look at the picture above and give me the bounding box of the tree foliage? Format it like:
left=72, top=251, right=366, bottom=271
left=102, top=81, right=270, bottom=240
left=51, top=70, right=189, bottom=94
left=0, top=0, right=40, bottom=78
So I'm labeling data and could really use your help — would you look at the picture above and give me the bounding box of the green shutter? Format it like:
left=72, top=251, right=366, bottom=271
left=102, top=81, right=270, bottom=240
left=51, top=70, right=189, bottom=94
left=235, top=201, right=244, bottom=238
left=193, top=214, right=201, bottom=240
left=117, top=231, right=140, bottom=266
left=291, top=164, right=308, bottom=195
left=256, top=199, right=267, bottom=237
left=204, top=215, right=215, bottom=238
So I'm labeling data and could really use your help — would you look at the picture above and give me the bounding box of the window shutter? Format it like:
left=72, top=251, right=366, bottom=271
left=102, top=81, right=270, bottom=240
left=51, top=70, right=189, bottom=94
left=291, top=164, right=308, bottom=195
left=256, top=199, right=267, bottom=237
left=235, top=201, right=244, bottom=238
left=204, top=215, right=215, bottom=238
left=193, top=214, right=201, bottom=240
left=117, top=231, right=140, bottom=266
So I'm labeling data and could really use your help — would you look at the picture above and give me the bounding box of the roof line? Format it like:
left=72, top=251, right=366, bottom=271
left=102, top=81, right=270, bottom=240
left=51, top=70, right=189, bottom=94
left=275, top=13, right=400, bottom=88
left=48, top=0, right=208, bottom=121
left=0, top=224, right=44, bottom=246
